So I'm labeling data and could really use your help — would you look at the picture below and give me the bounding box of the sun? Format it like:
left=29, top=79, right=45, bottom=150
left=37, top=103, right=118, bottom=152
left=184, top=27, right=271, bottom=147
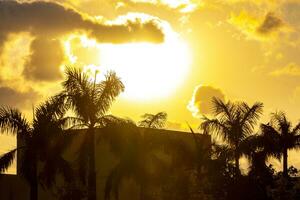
left=70, top=26, right=191, bottom=101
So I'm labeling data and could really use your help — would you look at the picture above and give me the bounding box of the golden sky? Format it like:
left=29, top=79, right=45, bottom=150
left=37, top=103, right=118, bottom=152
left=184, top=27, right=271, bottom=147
left=1, top=0, right=300, bottom=173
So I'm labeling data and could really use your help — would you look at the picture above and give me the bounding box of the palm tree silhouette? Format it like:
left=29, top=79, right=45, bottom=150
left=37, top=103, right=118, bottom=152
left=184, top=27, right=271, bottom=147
left=57, top=67, right=124, bottom=200
left=0, top=98, right=73, bottom=200
left=138, top=112, right=167, bottom=128
left=200, top=97, right=263, bottom=176
left=242, top=130, right=280, bottom=179
left=260, top=111, right=300, bottom=177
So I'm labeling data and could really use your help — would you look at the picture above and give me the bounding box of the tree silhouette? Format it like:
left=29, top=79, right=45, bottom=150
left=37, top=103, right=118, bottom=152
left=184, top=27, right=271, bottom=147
left=200, top=97, right=263, bottom=176
left=138, top=112, right=167, bottom=128
left=260, top=111, right=300, bottom=177
left=57, top=67, right=124, bottom=200
left=0, top=98, right=73, bottom=200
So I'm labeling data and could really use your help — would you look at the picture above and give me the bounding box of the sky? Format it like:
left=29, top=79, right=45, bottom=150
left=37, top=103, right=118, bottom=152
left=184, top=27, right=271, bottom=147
left=1, top=0, right=300, bottom=173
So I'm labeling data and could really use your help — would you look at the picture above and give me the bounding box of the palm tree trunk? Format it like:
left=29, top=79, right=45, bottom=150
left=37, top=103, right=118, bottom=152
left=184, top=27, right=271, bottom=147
left=30, top=161, right=38, bottom=200
left=235, top=153, right=240, bottom=177
left=283, top=148, right=288, bottom=177
left=87, top=128, right=97, bottom=200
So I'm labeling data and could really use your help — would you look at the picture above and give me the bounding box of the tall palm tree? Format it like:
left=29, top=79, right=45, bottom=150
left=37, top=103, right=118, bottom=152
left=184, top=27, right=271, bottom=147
left=241, top=130, right=280, bottom=178
left=260, top=111, right=300, bottom=177
left=0, top=98, right=72, bottom=200
left=58, top=67, right=124, bottom=200
left=200, top=97, right=263, bottom=176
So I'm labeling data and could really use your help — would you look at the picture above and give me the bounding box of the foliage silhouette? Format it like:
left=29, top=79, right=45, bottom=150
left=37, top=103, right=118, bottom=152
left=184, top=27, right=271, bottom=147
left=260, top=111, right=300, bottom=177
left=57, top=66, right=124, bottom=200
left=138, top=112, right=167, bottom=128
left=0, top=97, right=73, bottom=200
left=200, top=97, right=263, bottom=176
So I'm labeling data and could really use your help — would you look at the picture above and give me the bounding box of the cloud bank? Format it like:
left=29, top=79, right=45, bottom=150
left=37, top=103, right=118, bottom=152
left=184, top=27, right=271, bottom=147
left=0, top=1, right=164, bottom=45
left=0, top=0, right=166, bottom=112
left=0, top=0, right=165, bottom=83
left=0, top=86, right=39, bottom=108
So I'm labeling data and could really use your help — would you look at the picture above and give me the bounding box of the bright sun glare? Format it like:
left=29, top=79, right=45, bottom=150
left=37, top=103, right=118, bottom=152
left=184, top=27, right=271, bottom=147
left=69, top=25, right=191, bottom=101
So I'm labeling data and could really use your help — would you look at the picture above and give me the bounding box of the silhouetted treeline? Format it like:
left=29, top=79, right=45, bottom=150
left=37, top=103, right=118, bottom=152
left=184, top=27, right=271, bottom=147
left=0, top=68, right=300, bottom=200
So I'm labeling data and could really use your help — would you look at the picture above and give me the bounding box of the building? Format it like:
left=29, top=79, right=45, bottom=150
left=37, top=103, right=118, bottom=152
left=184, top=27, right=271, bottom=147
left=0, top=127, right=211, bottom=200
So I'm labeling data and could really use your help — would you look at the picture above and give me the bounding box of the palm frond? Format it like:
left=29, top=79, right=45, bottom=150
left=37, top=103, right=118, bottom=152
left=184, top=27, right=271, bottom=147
left=0, top=148, right=18, bottom=173
left=63, top=66, right=90, bottom=96
left=138, top=112, right=167, bottom=128
left=62, top=116, right=87, bottom=129
left=96, top=115, right=135, bottom=129
left=95, top=71, right=125, bottom=117
left=0, top=106, right=31, bottom=137
left=200, top=116, right=229, bottom=141
left=211, top=97, right=234, bottom=123
left=270, top=111, right=290, bottom=134
left=240, top=102, right=263, bottom=134
left=291, top=121, right=300, bottom=137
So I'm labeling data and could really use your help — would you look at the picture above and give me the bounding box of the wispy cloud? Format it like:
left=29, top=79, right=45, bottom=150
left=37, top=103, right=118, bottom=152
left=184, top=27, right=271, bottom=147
left=270, top=63, right=300, bottom=77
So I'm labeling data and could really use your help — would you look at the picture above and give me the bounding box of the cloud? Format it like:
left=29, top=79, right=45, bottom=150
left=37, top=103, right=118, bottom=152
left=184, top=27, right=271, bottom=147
left=125, top=0, right=199, bottom=13
left=23, top=37, right=64, bottom=81
left=0, top=87, right=39, bottom=108
left=0, top=0, right=165, bottom=82
left=270, top=63, right=300, bottom=77
left=0, top=1, right=164, bottom=44
left=256, top=12, right=283, bottom=35
left=229, top=11, right=288, bottom=41
left=187, top=85, right=225, bottom=117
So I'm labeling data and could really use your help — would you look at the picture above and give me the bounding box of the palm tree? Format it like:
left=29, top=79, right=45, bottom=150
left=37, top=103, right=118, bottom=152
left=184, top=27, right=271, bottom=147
left=58, top=67, right=124, bottom=200
left=0, top=98, right=72, bottom=200
left=138, top=112, right=167, bottom=128
left=200, top=97, right=263, bottom=176
left=241, top=131, right=280, bottom=178
left=260, top=111, right=300, bottom=177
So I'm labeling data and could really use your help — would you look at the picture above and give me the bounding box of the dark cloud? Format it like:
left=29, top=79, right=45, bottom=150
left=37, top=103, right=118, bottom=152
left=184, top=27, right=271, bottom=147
left=0, top=0, right=164, bottom=82
left=0, top=1, right=164, bottom=43
left=0, top=86, right=39, bottom=108
left=23, top=37, right=64, bottom=81
left=256, top=12, right=283, bottom=35
left=188, top=85, right=225, bottom=116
